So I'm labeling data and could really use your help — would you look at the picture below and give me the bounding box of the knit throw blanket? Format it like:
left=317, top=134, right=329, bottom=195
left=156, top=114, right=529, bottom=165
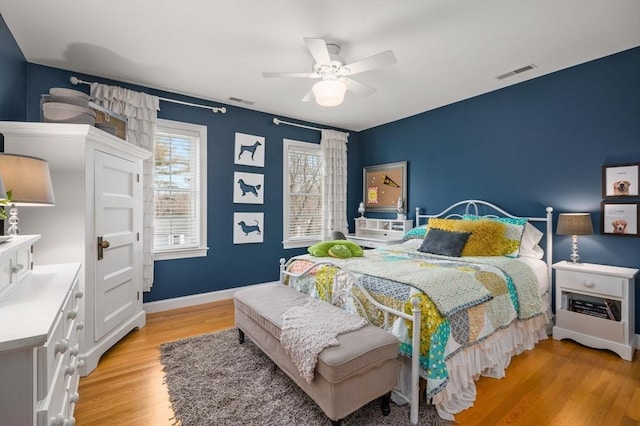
left=281, top=298, right=368, bottom=383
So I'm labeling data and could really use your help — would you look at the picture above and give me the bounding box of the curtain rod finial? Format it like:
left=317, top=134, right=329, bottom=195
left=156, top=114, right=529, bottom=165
left=69, top=76, right=79, bottom=85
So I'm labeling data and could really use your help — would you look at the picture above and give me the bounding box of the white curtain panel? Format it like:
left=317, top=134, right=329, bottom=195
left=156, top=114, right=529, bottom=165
left=90, top=83, right=160, bottom=291
left=320, top=129, right=349, bottom=240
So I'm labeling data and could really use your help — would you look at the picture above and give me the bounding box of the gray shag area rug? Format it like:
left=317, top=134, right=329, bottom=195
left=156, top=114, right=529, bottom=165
left=159, top=328, right=455, bottom=426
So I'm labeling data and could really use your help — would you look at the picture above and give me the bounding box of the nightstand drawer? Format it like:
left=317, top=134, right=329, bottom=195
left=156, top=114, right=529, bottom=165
left=556, top=269, right=623, bottom=298
left=557, top=309, right=625, bottom=343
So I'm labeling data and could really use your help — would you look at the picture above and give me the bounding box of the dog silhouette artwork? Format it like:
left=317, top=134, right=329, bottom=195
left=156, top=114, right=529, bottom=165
left=237, top=179, right=262, bottom=197
left=238, top=140, right=262, bottom=161
left=238, top=219, right=262, bottom=236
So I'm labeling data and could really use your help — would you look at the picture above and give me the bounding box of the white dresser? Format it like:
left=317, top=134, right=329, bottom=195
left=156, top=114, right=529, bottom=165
left=0, top=235, right=83, bottom=425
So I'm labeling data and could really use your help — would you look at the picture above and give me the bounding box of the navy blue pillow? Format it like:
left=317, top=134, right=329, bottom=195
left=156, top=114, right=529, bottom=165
left=418, top=228, right=471, bottom=257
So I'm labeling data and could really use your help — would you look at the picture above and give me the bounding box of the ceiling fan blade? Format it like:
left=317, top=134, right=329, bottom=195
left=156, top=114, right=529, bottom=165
left=304, top=38, right=332, bottom=65
left=262, top=71, right=317, bottom=79
left=301, top=89, right=314, bottom=102
left=342, top=50, right=397, bottom=75
left=344, top=78, right=376, bottom=97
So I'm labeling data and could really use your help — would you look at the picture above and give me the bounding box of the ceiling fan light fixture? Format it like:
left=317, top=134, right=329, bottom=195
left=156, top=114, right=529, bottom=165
left=312, top=79, right=347, bottom=107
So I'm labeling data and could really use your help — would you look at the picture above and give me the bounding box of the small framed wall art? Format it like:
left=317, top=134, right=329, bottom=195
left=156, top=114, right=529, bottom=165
left=234, top=212, right=264, bottom=244
left=602, top=162, right=639, bottom=198
left=600, top=202, right=639, bottom=236
left=235, top=132, right=265, bottom=167
left=233, top=171, right=264, bottom=204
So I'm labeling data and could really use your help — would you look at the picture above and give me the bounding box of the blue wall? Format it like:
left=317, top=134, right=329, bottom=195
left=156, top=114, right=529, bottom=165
left=1, top=12, right=638, bottom=332
left=0, top=14, right=26, bottom=123
left=358, top=47, right=640, bottom=332
left=22, top=64, right=360, bottom=302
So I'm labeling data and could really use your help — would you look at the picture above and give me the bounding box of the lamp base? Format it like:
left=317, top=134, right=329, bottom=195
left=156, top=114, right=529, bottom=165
left=569, top=235, right=580, bottom=264
left=6, top=204, right=19, bottom=236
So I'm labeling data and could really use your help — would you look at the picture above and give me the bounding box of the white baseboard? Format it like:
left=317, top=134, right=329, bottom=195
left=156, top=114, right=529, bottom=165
left=143, top=281, right=279, bottom=314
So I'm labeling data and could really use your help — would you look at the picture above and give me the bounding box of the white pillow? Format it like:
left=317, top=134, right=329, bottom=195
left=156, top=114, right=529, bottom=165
left=519, top=222, right=544, bottom=259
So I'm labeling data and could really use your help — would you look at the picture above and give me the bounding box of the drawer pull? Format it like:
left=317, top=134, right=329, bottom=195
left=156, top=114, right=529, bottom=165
left=65, top=364, right=76, bottom=377
left=67, top=307, right=79, bottom=320
left=70, top=344, right=80, bottom=356
left=49, top=414, right=65, bottom=426
left=64, top=417, right=76, bottom=426
left=583, top=280, right=595, bottom=288
left=55, top=339, right=69, bottom=355
left=76, top=321, right=85, bottom=331
left=70, top=392, right=80, bottom=404
left=77, top=359, right=86, bottom=370
left=74, top=290, right=84, bottom=299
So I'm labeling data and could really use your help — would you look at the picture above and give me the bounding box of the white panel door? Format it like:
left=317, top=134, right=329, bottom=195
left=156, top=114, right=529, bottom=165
left=94, top=150, right=141, bottom=341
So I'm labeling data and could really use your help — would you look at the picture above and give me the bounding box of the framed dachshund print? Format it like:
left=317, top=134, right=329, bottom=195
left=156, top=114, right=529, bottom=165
left=363, top=161, right=407, bottom=213
left=601, top=202, right=639, bottom=236
left=602, top=163, right=639, bottom=198
left=234, top=212, right=264, bottom=244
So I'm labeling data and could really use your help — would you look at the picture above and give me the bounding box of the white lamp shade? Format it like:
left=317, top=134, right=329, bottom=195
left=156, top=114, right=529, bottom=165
left=0, top=153, right=55, bottom=205
left=312, top=79, right=347, bottom=107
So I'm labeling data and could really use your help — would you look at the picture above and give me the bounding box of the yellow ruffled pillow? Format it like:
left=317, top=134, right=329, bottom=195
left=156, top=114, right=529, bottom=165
left=427, top=218, right=508, bottom=256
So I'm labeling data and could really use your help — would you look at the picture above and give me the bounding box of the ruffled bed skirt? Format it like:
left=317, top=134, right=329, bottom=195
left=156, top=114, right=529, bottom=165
left=393, top=292, right=552, bottom=421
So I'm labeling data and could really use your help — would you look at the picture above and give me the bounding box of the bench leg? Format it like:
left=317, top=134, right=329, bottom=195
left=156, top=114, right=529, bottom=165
left=380, top=392, right=391, bottom=416
left=238, top=329, right=245, bottom=344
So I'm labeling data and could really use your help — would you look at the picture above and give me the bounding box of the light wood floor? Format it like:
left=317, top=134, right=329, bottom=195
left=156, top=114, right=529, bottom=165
left=75, top=300, right=640, bottom=425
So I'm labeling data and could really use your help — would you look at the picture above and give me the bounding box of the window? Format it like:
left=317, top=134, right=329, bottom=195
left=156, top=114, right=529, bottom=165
left=154, top=119, right=207, bottom=260
left=283, top=139, right=322, bottom=248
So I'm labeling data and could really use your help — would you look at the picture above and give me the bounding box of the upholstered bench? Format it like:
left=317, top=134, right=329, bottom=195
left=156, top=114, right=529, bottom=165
left=234, top=283, right=399, bottom=425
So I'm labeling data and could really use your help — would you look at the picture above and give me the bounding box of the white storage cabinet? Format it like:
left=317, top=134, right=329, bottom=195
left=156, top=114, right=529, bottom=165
left=0, top=121, right=151, bottom=376
left=347, top=218, right=414, bottom=248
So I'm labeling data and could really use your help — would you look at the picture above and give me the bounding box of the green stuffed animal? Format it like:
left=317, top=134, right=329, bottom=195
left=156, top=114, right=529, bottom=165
left=307, top=240, right=364, bottom=258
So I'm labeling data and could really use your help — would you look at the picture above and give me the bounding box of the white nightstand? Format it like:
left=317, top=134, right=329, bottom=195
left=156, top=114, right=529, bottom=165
left=552, top=261, right=638, bottom=361
left=347, top=218, right=413, bottom=249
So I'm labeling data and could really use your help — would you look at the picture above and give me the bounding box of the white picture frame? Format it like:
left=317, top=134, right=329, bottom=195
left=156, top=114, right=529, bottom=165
left=234, top=132, right=265, bottom=167
left=233, top=172, right=264, bottom=204
left=233, top=212, right=264, bottom=244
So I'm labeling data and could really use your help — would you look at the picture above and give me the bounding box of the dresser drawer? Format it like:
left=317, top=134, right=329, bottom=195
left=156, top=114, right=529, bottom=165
left=37, top=312, right=66, bottom=400
left=15, top=243, right=32, bottom=283
left=37, top=351, right=70, bottom=426
left=556, top=269, right=624, bottom=298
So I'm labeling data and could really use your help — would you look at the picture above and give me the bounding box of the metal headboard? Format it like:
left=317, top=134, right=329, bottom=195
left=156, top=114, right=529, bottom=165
left=415, top=199, right=554, bottom=284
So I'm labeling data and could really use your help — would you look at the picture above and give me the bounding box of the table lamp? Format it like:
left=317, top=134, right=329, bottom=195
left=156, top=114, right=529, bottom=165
left=556, top=212, right=593, bottom=264
left=0, top=153, right=55, bottom=235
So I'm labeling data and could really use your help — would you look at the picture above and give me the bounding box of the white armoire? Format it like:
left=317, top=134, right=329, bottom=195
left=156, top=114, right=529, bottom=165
left=0, top=121, right=151, bottom=376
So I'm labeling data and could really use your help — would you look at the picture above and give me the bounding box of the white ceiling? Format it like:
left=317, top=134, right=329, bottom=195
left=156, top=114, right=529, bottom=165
left=1, top=1, right=639, bottom=132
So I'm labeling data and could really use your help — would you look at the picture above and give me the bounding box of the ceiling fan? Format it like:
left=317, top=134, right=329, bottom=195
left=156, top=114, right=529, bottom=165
left=262, top=38, right=397, bottom=107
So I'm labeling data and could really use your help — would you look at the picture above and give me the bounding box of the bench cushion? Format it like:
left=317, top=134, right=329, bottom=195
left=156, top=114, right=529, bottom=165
left=234, top=283, right=399, bottom=383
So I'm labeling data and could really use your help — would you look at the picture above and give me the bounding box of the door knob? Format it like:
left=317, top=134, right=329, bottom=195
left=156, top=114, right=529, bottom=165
left=97, top=236, right=110, bottom=260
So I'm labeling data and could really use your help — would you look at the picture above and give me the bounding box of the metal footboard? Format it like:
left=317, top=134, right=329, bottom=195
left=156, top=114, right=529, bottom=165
left=279, top=258, right=422, bottom=424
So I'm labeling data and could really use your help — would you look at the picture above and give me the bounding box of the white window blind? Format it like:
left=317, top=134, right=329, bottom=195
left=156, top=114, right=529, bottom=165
left=154, top=119, right=207, bottom=259
left=283, top=139, right=322, bottom=248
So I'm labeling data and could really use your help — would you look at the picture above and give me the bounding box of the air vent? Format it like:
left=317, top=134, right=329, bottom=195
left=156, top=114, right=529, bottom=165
left=228, top=97, right=255, bottom=106
left=496, top=64, right=537, bottom=80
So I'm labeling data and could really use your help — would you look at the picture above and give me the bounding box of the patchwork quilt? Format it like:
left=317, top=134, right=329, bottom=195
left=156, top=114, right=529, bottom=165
left=285, top=244, right=545, bottom=398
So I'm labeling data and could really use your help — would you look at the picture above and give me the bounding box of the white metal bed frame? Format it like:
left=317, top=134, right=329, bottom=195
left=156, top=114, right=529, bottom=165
left=280, top=200, right=553, bottom=424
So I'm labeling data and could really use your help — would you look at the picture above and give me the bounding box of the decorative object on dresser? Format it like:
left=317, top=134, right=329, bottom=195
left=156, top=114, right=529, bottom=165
left=348, top=217, right=413, bottom=248
left=552, top=261, right=638, bottom=361
left=0, top=121, right=150, bottom=377
left=358, top=201, right=365, bottom=217
left=556, top=212, right=594, bottom=263
left=0, top=153, right=56, bottom=236
left=0, top=234, right=83, bottom=425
